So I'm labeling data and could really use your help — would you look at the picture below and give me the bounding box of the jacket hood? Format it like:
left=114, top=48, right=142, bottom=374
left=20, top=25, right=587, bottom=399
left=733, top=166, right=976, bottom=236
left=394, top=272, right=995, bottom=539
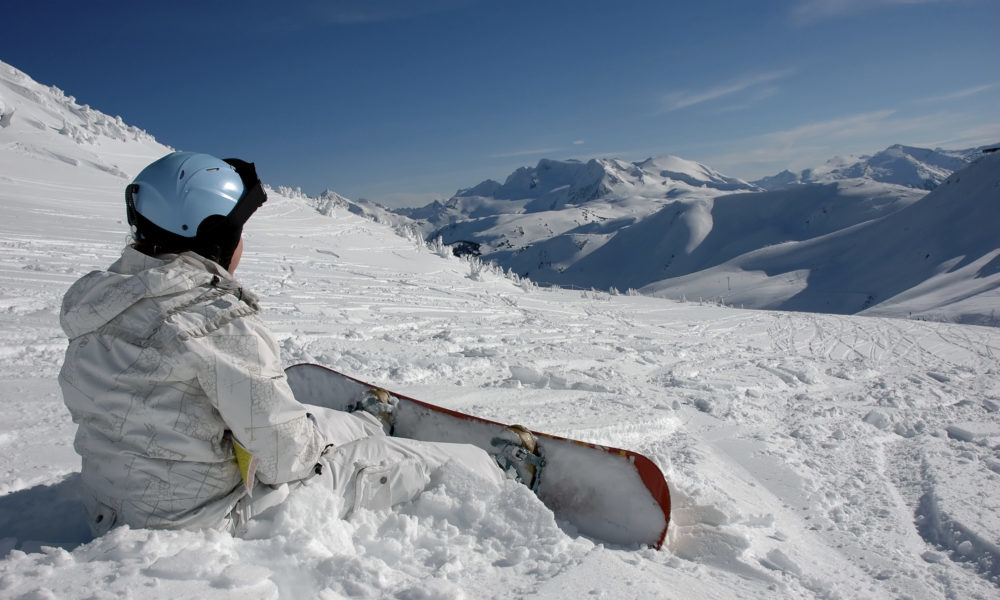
left=60, top=247, right=235, bottom=339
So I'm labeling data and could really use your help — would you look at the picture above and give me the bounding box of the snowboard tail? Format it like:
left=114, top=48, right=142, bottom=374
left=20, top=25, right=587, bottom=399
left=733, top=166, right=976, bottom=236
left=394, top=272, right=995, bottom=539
left=285, top=363, right=670, bottom=549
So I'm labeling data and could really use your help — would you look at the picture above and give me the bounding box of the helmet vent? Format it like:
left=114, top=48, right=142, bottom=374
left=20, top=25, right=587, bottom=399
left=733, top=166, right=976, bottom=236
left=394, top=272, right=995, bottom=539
left=179, top=170, right=185, bottom=180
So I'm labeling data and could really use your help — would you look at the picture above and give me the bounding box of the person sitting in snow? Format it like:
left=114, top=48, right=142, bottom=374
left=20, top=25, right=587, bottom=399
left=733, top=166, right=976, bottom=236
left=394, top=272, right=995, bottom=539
left=58, top=152, right=540, bottom=536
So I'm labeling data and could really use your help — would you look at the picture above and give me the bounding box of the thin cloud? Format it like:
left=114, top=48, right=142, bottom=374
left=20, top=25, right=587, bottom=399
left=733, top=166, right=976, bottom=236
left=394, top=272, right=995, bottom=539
left=704, top=108, right=958, bottom=178
left=915, top=83, right=998, bottom=104
left=490, top=147, right=566, bottom=159
left=791, top=0, right=960, bottom=25
left=309, top=0, right=475, bottom=24
left=920, top=123, right=1000, bottom=148
left=766, top=109, right=900, bottom=145
left=714, top=86, right=782, bottom=114
left=661, top=69, right=795, bottom=112
left=241, top=0, right=478, bottom=32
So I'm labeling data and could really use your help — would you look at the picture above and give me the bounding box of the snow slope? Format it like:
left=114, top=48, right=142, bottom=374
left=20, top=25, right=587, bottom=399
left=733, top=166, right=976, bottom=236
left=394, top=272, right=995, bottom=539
left=560, top=179, right=925, bottom=292
left=2, top=59, right=1000, bottom=599
left=643, top=154, right=1000, bottom=325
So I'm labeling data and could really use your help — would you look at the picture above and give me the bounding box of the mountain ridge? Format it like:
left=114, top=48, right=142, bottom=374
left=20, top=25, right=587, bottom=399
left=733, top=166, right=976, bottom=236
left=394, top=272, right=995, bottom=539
left=643, top=152, right=1000, bottom=324
left=753, top=144, right=985, bottom=191
left=392, top=144, right=997, bottom=325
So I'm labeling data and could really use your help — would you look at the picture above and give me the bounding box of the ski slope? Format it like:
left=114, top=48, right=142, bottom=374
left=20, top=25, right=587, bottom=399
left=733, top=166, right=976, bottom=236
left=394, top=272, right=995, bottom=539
left=1, top=59, right=999, bottom=598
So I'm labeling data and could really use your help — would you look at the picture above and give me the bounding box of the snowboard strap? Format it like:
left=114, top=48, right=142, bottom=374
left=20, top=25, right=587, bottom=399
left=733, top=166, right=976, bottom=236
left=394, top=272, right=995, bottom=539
left=349, top=388, right=397, bottom=435
left=491, top=437, right=546, bottom=493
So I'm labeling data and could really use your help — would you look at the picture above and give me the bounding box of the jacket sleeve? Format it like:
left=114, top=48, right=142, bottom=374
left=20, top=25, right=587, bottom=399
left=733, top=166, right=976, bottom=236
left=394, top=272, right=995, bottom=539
left=189, top=314, right=327, bottom=486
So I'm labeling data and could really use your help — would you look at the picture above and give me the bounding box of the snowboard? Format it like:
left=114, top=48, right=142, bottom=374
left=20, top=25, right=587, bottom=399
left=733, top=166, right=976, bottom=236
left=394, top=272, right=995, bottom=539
left=285, top=363, right=671, bottom=549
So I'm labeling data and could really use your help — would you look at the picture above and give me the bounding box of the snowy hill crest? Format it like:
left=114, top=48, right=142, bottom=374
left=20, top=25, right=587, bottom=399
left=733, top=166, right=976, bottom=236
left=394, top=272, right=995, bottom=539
left=0, top=61, right=168, bottom=179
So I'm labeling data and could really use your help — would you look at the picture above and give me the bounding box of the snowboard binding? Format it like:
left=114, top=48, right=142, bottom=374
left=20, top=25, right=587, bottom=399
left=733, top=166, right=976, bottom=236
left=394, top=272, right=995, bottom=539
left=349, top=387, right=397, bottom=435
left=492, top=424, right=545, bottom=492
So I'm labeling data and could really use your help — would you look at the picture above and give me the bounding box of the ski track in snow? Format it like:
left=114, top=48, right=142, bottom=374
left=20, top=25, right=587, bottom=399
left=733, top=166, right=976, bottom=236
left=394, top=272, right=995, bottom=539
left=1, top=61, right=999, bottom=598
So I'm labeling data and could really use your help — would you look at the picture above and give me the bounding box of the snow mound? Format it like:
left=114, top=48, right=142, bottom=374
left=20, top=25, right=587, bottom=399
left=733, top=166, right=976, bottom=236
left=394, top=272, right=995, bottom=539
left=1, top=466, right=585, bottom=599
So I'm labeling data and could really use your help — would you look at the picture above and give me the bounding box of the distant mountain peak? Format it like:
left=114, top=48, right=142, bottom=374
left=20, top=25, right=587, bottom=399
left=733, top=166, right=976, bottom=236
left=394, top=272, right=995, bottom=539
left=456, top=179, right=502, bottom=198
left=440, top=154, right=755, bottom=212
left=636, top=155, right=757, bottom=192
left=753, top=143, right=982, bottom=191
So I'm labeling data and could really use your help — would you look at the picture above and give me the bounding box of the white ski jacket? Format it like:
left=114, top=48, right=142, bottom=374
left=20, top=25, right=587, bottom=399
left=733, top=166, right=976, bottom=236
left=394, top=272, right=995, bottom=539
left=58, top=247, right=327, bottom=534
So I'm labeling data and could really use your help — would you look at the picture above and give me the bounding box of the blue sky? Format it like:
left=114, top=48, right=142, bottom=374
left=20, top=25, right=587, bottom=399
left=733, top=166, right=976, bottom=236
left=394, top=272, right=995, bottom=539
left=3, top=0, right=997, bottom=207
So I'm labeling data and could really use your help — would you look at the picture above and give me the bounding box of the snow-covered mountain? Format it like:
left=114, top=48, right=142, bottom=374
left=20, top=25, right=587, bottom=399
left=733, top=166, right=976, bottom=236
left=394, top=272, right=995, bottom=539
left=3, top=59, right=1000, bottom=599
left=753, top=144, right=983, bottom=191
left=398, top=155, right=757, bottom=229
left=643, top=153, right=1000, bottom=324
left=397, top=143, right=996, bottom=325
left=0, top=61, right=170, bottom=185
left=398, top=155, right=760, bottom=283
left=561, top=179, right=925, bottom=289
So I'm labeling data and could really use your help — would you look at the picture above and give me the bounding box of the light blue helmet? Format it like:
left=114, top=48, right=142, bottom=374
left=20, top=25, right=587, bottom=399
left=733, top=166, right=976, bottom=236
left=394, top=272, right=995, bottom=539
left=125, top=151, right=267, bottom=269
left=127, top=152, right=244, bottom=238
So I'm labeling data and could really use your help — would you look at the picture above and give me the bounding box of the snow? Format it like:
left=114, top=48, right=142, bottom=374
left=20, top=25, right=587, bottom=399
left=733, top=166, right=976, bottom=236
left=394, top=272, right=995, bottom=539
left=754, top=145, right=980, bottom=192
left=414, top=155, right=760, bottom=289
left=3, top=59, right=1000, bottom=598
left=636, top=155, right=755, bottom=191
left=406, top=143, right=996, bottom=326
left=642, top=154, right=1000, bottom=324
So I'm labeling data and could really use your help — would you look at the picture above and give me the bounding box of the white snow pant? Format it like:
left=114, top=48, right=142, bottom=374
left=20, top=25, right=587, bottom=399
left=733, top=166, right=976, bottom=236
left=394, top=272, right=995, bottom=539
left=304, top=406, right=504, bottom=517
